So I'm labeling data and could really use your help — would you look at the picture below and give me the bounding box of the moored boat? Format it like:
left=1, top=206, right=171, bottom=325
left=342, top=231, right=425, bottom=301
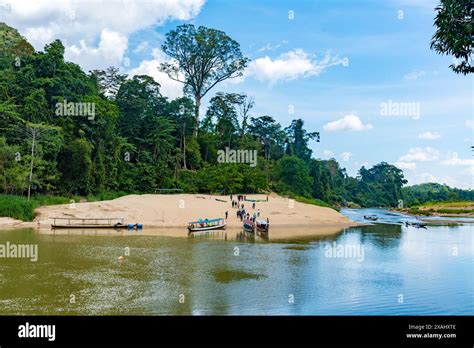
left=255, top=219, right=269, bottom=233
left=188, top=218, right=226, bottom=232
left=364, top=215, right=378, bottom=221
left=243, top=219, right=255, bottom=233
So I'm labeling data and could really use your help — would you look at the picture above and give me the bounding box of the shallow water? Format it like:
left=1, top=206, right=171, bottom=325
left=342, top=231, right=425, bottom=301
left=0, top=209, right=472, bottom=315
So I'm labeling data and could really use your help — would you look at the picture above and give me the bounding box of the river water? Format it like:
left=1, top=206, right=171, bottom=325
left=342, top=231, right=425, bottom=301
left=0, top=209, right=472, bottom=315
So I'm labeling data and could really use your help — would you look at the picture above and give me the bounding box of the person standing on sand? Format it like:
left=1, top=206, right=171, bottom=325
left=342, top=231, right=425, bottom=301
left=257, top=209, right=260, bottom=217
left=252, top=202, right=255, bottom=209
left=225, top=211, right=228, bottom=220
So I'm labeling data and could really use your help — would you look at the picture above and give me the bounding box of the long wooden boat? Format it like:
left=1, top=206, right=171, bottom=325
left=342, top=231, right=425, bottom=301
left=51, top=217, right=142, bottom=230
left=188, top=218, right=226, bottom=232
left=52, top=223, right=129, bottom=229
left=364, top=215, right=378, bottom=221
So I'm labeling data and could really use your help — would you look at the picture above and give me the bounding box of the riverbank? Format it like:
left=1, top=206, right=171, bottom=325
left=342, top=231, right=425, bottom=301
left=0, top=194, right=359, bottom=239
left=394, top=200, right=474, bottom=219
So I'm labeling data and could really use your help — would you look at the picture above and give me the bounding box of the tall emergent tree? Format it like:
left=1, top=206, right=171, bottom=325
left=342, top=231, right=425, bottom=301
left=431, top=0, right=473, bottom=74
left=159, top=24, right=249, bottom=135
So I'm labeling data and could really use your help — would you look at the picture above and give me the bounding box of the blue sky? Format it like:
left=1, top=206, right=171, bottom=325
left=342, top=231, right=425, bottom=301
left=1, top=0, right=472, bottom=188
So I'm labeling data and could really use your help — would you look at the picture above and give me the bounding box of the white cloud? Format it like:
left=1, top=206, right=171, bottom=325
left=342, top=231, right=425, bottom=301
left=399, top=147, right=439, bottom=162
left=0, top=0, right=205, bottom=70
left=257, top=40, right=289, bottom=53
left=418, top=131, right=441, bottom=140
left=133, top=41, right=150, bottom=54
left=466, top=120, right=474, bottom=129
left=128, top=48, right=184, bottom=100
left=341, top=152, right=352, bottom=162
left=247, top=49, right=348, bottom=85
left=395, top=161, right=416, bottom=170
left=66, top=29, right=128, bottom=72
left=404, top=69, right=426, bottom=80
left=441, top=152, right=474, bottom=167
left=323, top=114, right=373, bottom=132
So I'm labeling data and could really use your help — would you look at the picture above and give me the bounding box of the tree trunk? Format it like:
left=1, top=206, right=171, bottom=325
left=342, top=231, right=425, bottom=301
left=194, top=94, right=201, bottom=137
left=27, top=131, right=36, bottom=201
left=182, top=125, right=187, bottom=169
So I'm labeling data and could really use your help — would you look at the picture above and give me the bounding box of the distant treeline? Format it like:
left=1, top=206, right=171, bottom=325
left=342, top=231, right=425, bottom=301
left=0, top=23, right=471, bottom=209
left=402, top=183, right=474, bottom=207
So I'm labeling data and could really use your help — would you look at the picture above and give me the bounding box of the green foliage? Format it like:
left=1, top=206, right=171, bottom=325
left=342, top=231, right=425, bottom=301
left=431, top=0, right=473, bottom=74
left=160, top=24, right=249, bottom=131
left=402, top=183, right=473, bottom=206
left=0, top=22, right=468, bottom=216
left=0, top=194, right=73, bottom=221
left=273, top=156, right=312, bottom=197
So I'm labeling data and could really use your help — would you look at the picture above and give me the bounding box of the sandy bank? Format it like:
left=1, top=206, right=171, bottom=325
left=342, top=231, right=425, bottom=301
left=4, top=194, right=359, bottom=240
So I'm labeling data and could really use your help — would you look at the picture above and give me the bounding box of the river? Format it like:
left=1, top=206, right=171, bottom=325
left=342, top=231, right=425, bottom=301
left=0, top=209, right=472, bottom=315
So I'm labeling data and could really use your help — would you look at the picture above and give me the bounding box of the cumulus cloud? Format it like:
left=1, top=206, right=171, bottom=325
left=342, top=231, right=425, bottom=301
left=66, top=29, right=128, bottom=72
left=323, top=114, right=373, bottom=132
left=128, top=48, right=184, bottom=100
left=418, top=131, right=441, bottom=140
left=404, top=69, right=426, bottom=80
left=247, top=49, right=348, bottom=85
left=0, top=0, right=205, bottom=70
left=399, top=147, right=439, bottom=162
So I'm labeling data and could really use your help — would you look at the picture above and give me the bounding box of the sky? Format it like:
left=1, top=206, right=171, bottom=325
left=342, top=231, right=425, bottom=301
left=0, top=0, right=472, bottom=188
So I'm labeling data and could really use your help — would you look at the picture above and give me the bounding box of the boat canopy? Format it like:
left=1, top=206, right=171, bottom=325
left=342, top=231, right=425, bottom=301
left=188, top=218, right=224, bottom=224
left=256, top=219, right=268, bottom=225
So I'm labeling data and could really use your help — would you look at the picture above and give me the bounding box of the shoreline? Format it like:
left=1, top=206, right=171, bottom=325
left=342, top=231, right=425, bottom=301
left=0, top=194, right=361, bottom=240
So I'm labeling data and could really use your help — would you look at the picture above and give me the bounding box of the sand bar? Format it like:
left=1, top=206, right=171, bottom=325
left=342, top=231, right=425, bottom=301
left=1, top=194, right=359, bottom=240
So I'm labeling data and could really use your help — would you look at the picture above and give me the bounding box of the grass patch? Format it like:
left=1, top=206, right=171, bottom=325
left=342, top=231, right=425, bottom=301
left=86, top=191, right=130, bottom=202
left=0, top=192, right=128, bottom=222
left=289, top=194, right=336, bottom=210
left=411, top=200, right=474, bottom=208
left=0, top=194, right=77, bottom=221
left=212, top=270, right=266, bottom=283
left=435, top=209, right=474, bottom=214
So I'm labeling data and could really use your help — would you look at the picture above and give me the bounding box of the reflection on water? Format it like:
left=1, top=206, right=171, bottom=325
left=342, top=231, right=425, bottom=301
left=0, top=212, right=472, bottom=315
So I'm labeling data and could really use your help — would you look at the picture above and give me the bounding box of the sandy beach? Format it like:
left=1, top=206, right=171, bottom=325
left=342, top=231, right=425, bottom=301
left=1, top=194, right=359, bottom=240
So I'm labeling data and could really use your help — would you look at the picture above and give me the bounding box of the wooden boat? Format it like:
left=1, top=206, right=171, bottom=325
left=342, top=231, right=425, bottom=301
left=364, top=215, right=378, bottom=221
left=256, top=219, right=269, bottom=233
left=188, top=218, right=226, bottom=232
left=51, top=217, right=142, bottom=229
left=243, top=219, right=255, bottom=233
